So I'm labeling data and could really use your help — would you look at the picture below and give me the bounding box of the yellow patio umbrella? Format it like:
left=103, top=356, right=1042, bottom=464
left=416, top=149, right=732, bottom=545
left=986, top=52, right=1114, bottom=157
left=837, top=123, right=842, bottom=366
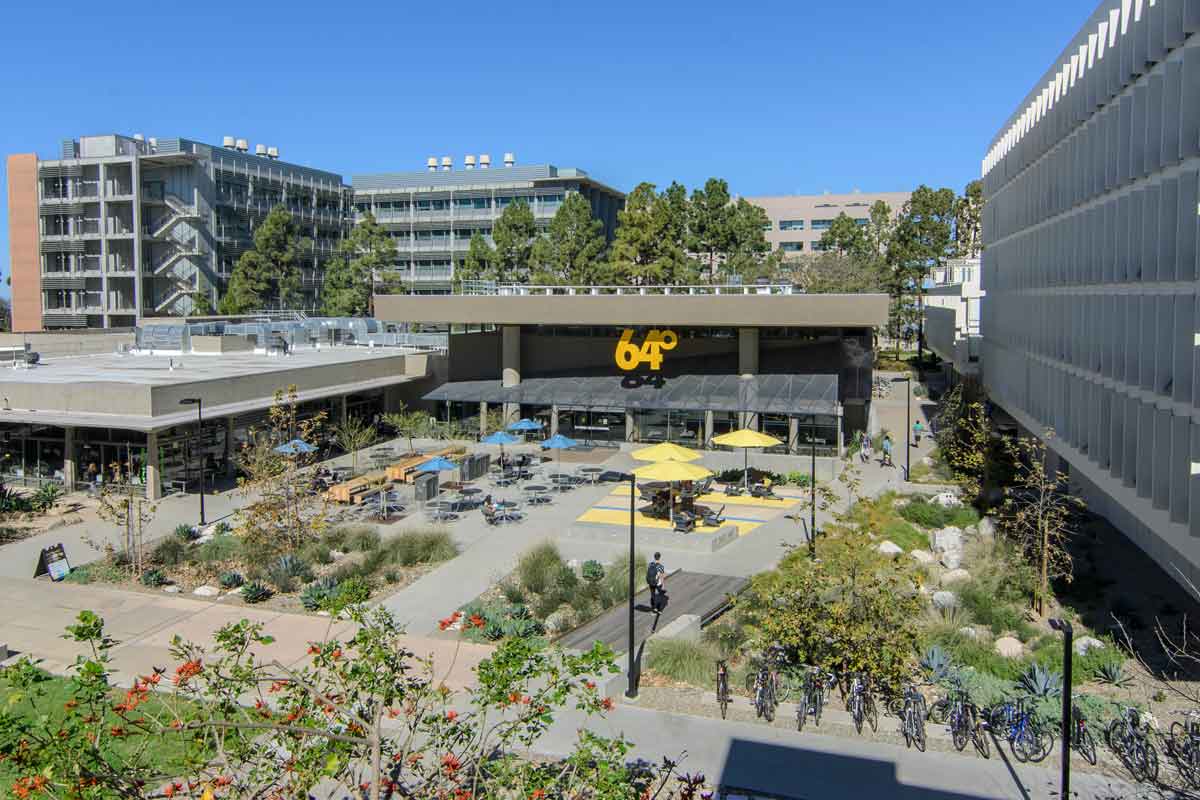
left=631, top=441, right=702, bottom=463
left=712, top=428, right=782, bottom=490
left=632, top=460, right=713, bottom=523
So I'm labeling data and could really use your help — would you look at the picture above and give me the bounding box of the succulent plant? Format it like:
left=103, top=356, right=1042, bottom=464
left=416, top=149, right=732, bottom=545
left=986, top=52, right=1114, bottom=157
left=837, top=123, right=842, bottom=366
left=920, top=645, right=953, bottom=681
left=140, top=568, right=167, bottom=587
left=218, top=571, right=244, bottom=589
left=213, top=521, right=232, bottom=536
left=1017, top=662, right=1063, bottom=698
left=581, top=560, right=605, bottom=583
left=1096, top=660, right=1133, bottom=688
left=483, top=621, right=505, bottom=641
left=241, top=581, right=272, bottom=604
left=267, top=554, right=313, bottom=593
left=174, top=523, right=199, bottom=542
left=300, top=576, right=339, bottom=611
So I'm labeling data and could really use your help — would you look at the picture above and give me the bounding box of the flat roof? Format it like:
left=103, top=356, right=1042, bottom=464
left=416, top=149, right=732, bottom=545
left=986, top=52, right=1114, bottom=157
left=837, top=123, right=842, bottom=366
left=0, top=347, right=428, bottom=431
left=375, top=293, right=889, bottom=328
left=352, top=164, right=623, bottom=196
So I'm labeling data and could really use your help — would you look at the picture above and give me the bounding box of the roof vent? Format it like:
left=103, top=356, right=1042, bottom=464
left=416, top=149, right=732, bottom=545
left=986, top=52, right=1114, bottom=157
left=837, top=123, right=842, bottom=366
left=254, top=144, right=267, bottom=157
left=235, top=139, right=249, bottom=152
left=479, top=154, right=491, bottom=169
left=147, top=137, right=157, bottom=151
left=266, top=146, right=279, bottom=159
left=133, top=133, right=144, bottom=141
left=464, top=154, right=476, bottom=170
left=440, top=156, right=452, bottom=171
left=222, top=136, right=236, bottom=149
left=427, top=157, right=438, bottom=172
left=503, top=152, right=515, bottom=167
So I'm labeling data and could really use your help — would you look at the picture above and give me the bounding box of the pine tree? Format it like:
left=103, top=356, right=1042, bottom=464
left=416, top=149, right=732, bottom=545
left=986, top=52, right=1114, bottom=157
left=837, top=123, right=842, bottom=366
left=457, top=233, right=494, bottom=287
left=321, top=213, right=396, bottom=317
left=530, top=193, right=608, bottom=284
left=687, top=178, right=733, bottom=280
left=490, top=200, right=536, bottom=283
left=218, top=205, right=311, bottom=314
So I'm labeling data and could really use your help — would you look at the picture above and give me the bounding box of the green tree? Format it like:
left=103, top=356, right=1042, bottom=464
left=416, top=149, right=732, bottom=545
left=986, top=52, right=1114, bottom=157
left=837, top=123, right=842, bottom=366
left=887, top=186, right=955, bottom=360
left=383, top=402, right=429, bottom=454
left=792, top=252, right=884, bottom=294
left=530, top=193, right=608, bottom=284
left=659, top=181, right=696, bottom=284
left=321, top=213, right=397, bottom=317
left=724, top=198, right=776, bottom=281
left=218, top=206, right=311, bottom=314
left=818, top=213, right=869, bottom=257
left=864, top=200, right=895, bottom=264
left=933, top=383, right=991, bottom=499
left=687, top=178, right=733, bottom=280
left=457, top=232, right=494, bottom=286
left=190, top=289, right=215, bottom=317
left=608, top=183, right=690, bottom=285
left=953, top=179, right=984, bottom=259
left=491, top=200, right=537, bottom=283
left=332, top=415, right=378, bottom=477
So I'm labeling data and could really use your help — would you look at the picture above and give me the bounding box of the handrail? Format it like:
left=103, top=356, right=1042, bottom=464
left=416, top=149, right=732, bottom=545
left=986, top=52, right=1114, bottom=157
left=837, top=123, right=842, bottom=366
left=458, top=281, right=796, bottom=297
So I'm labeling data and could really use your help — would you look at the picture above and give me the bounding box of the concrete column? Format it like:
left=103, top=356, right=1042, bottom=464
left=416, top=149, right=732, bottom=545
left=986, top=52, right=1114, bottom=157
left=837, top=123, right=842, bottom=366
left=479, top=402, right=488, bottom=438
left=550, top=404, right=559, bottom=436
left=788, top=416, right=799, bottom=455
left=338, top=395, right=348, bottom=427
left=738, top=328, right=759, bottom=377
left=704, top=410, right=714, bottom=448
left=501, top=325, right=521, bottom=424
left=224, top=417, right=235, bottom=477
left=625, top=411, right=636, bottom=442
left=837, top=411, right=844, bottom=457
left=63, top=426, right=75, bottom=489
left=146, top=431, right=161, bottom=501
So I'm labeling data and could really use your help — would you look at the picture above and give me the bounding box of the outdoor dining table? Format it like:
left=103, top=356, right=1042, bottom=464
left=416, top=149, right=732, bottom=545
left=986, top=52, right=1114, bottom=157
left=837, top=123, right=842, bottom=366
left=578, top=466, right=604, bottom=483
left=522, top=484, right=552, bottom=504
left=548, top=473, right=577, bottom=491
left=494, top=500, right=523, bottom=522
left=426, top=500, right=459, bottom=522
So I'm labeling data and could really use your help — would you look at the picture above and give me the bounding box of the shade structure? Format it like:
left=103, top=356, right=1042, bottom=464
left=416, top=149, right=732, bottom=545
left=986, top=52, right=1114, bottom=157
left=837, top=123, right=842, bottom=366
left=540, top=433, right=578, bottom=472
left=631, top=442, right=702, bottom=463
left=274, top=438, right=317, bottom=456
left=507, top=418, right=544, bottom=432
left=633, top=459, right=714, bottom=524
left=481, top=431, right=519, bottom=445
left=713, top=428, right=782, bottom=489
left=417, top=456, right=459, bottom=473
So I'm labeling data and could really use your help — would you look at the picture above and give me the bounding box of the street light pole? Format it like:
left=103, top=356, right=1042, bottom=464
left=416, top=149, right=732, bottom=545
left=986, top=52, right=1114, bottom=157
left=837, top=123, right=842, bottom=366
left=1050, top=618, right=1074, bottom=800
left=626, top=471, right=638, bottom=698
left=179, top=398, right=205, bottom=525
left=809, top=414, right=817, bottom=560
left=893, top=376, right=912, bottom=481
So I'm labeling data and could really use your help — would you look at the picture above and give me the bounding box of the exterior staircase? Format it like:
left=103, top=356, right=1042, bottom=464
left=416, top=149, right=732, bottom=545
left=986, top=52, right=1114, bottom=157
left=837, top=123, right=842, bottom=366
left=147, top=193, right=201, bottom=239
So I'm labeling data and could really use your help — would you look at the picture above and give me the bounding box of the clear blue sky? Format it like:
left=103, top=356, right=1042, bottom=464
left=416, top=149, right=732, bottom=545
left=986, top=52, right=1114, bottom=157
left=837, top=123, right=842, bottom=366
left=0, top=0, right=1098, bottom=297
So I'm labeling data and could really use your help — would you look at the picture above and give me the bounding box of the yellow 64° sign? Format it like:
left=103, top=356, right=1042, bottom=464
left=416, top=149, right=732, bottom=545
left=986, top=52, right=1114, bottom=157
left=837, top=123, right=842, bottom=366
left=614, top=328, right=678, bottom=371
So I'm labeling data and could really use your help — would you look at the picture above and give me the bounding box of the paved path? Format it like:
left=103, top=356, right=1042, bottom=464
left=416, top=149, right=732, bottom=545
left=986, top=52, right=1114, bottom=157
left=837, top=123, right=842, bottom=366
left=557, top=571, right=746, bottom=652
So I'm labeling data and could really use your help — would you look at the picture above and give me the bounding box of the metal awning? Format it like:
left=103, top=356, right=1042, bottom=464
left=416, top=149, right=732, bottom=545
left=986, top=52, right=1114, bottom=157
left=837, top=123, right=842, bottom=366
left=424, top=374, right=839, bottom=415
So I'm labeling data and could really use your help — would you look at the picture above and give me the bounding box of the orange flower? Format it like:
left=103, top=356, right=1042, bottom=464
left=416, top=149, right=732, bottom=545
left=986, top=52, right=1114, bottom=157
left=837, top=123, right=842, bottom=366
left=585, top=680, right=596, bottom=690
left=600, top=697, right=614, bottom=711
left=531, top=790, right=546, bottom=800
left=307, top=644, right=321, bottom=655
left=508, top=692, right=521, bottom=705
left=445, top=710, right=457, bottom=722
left=468, top=614, right=485, bottom=629
left=441, top=752, right=461, bottom=773
left=438, top=611, right=463, bottom=631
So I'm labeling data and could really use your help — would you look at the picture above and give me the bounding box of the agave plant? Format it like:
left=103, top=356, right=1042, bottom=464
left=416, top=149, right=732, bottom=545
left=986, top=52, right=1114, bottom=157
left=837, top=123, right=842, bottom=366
left=241, top=581, right=272, bottom=604
left=218, top=571, right=244, bottom=589
left=300, top=576, right=340, bottom=611
left=920, top=645, right=953, bottom=681
left=140, top=568, right=167, bottom=587
left=1018, top=662, right=1063, bottom=698
left=1096, top=660, right=1133, bottom=688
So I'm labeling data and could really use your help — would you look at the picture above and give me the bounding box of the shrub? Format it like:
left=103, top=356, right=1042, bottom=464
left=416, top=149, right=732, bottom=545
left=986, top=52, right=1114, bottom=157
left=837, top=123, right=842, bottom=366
left=646, top=639, right=720, bottom=687
left=945, top=506, right=980, bottom=528
left=300, top=576, right=339, bottom=611
left=64, top=560, right=127, bottom=585
left=348, top=527, right=381, bottom=553
left=957, top=579, right=1035, bottom=639
left=554, top=565, right=579, bottom=594
left=213, top=521, right=232, bottom=536
left=320, top=527, right=350, bottom=550
left=517, top=542, right=565, bottom=595
left=785, top=471, right=812, bottom=487
left=383, top=528, right=457, bottom=566
left=581, top=560, right=605, bottom=583
left=241, top=581, right=272, bottom=604
left=174, top=523, right=200, bottom=542
left=31, top=483, right=62, bottom=512
left=333, top=577, right=372, bottom=607
left=384, top=570, right=399, bottom=584
left=701, top=620, right=748, bottom=658
left=899, top=500, right=948, bottom=528
left=301, top=542, right=334, bottom=565
left=604, top=552, right=648, bottom=603
left=218, top=571, right=244, bottom=589
left=926, top=630, right=1026, bottom=681
left=152, top=538, right=188, bottom=567
left=192, top=533, right=242, bottom=564
left=958, top=669, right=1015, bottom=708
left=499, top=581, right=527, bottom=604
left=266, top=554, right=312, bottom=593
left=881, top=520, right=928, bottom=552
left=140, top=568, right=167, bottom=587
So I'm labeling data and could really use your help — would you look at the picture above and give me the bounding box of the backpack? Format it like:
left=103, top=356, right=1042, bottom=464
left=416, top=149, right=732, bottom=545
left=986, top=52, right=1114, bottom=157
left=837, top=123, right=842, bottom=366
left=645, top=562, right=662, bottom=587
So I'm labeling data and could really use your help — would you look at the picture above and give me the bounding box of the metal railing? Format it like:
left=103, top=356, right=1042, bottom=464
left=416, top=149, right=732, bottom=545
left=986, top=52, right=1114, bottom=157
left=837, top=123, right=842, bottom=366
left=458, top=281, right=796, bottom=296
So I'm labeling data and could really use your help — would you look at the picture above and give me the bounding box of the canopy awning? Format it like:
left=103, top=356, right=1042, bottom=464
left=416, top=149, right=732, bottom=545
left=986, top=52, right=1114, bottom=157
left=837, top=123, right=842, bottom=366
left=424, top=374, right=839, bottom=415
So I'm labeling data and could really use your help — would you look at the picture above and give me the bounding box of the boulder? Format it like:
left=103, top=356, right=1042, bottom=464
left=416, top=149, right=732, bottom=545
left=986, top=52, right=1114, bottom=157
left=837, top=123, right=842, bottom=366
left=921, top=456, right=934, bottom=467
left=931, top=526, right=964, bottom=553
left=994, top=636, right=1024, bottom=658
left=1073, top=636, right=1106, bottom=656
left=932, top=590, right=958, bottom=610
left=958, top=626, right=979, bottom=639
left=192, top=585, right=219, bottom=597
left=877, top=540, right=904, bottom=558
left=932, top=491, right=962, bottom=508
left=162, top=585, right=181, bottom=594
left=977, top=516, right=998, bottom=539
left=940, top=550, right=963, bottom=570
left=941, top=568, right=971, bottom=585
left=317, top=610, right=331, bottom=617
left=544, top=609, right=577, bottom=635
left=910, top=549, right=936, bottom=565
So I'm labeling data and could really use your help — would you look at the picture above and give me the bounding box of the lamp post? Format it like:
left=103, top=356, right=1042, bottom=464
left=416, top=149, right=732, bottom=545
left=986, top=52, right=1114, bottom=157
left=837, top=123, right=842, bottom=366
left=893, top=376, right=912, bottom=480
left=1049, top=618, right=1073, bottom=799
left=179, top=398, right=205, bottom=525
left=626, top=471, right=637, bottom=699
left=808, top=414, right=817, bottom=560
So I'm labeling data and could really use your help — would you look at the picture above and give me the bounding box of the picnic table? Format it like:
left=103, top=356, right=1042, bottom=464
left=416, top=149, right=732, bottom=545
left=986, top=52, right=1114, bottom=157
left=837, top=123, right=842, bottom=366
left=384, top=446, right=466, bottom=484
left=523, top=484, right=552, bottom=505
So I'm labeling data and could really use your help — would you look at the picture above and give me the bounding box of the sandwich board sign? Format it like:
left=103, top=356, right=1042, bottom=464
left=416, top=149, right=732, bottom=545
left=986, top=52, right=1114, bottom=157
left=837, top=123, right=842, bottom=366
left=35, top=543, right=70, bottom=581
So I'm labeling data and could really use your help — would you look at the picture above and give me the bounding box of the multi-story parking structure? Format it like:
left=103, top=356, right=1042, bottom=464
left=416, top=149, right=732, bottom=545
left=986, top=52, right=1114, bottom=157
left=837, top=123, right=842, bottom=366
left=980, top=0, right=1200, bottom=586
left=7, top=133, right=351, bottom=331
left=352, top=155, right=624, bottom=293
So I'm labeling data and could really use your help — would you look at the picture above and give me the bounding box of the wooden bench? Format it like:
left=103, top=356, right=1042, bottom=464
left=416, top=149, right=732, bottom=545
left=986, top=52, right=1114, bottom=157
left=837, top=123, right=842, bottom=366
left=385, top=446, right=466, bottom=484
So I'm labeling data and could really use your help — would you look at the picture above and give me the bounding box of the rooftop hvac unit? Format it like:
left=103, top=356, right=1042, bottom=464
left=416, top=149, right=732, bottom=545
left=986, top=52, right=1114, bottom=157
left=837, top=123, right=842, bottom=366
left=503, top=152, right=515, bottom=167
left=222, top=136, right=236, bottom=148
left=426, top=157, right=438, bottom=172
left=440, top=156, right=452, bottom=171
left=133, top=133, right=144, bottom=141
left=479, top=153, right=491, bottom=169
left=255, top=144, right=267, bottom=156
left=266, top=146, right=279, bottom=159
left=464, top=155, right=476, bottom=170
left=235, top=138, right=249, bottom=152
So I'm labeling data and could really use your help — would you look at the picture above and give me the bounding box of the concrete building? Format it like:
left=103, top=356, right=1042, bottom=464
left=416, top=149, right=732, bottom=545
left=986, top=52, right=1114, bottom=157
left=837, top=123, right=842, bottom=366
left=375, top=283, right=888, bottom=454
left=745, top=191, right=911, bottom=257
left=7, top=133, right=352, bottom=331
left=924, top=258, right=983, bottom=382
left=979, top=0, right=1200, bottom=586
left=352, top=155, right=624, bottom=292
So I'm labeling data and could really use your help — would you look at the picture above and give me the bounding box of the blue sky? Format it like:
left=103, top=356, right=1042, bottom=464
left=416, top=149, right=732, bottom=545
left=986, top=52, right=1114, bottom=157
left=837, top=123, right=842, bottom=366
left=0, top=0, right=1098, bottom=297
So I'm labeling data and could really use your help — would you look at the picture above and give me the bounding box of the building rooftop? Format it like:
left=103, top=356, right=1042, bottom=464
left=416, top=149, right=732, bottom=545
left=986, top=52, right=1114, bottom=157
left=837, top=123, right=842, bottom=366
left=352, top=164, right=620, bottom=194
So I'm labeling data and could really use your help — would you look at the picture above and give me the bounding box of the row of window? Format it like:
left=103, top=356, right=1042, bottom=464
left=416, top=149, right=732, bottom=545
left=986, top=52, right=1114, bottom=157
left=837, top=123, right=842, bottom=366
left=357, top=193, right=565, bottom=215
left=768, top=217, right=867, bottom=232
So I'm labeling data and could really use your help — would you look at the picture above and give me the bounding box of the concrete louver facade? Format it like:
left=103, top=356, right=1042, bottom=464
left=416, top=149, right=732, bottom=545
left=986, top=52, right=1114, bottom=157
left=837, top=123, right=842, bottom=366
left=981, top=0, right=1200, bottom=588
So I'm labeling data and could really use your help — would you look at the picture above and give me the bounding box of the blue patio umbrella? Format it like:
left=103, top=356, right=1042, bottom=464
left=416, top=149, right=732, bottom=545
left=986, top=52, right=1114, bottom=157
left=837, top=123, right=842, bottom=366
left=540, top=433, right=578, bottom=471
left=417, top=456, right=459, bottom=473
left=482, top=430, right=520, bottom=466
left=507, top=418, right=544, bottom=432
left=274, top=439, right=317, bottom=456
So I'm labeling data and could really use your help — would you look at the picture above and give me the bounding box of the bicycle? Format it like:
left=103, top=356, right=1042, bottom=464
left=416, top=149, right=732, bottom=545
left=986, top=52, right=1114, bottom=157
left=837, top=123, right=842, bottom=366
left=745, top=647, right=787, bottom=723
left=1107, top=706, right=1159, bottom=783
left=1167, top=710, right=1200, bottom=788
left=939, top=684, right=990, bottom=758
left=1069, top=696, right=1097, bottom=767
left=988, top=697, right=1053, bottom=763
left=900, top=683, right=927, bottom=751
left=715, top=659, right=731, bottom=720
left=796, top=667, right=836, bottom=732
left=845, top=672, right=879, bottom=735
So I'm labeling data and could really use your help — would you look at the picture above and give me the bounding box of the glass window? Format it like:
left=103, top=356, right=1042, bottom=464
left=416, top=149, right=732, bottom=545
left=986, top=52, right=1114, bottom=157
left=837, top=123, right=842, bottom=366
left=854, top=218, right=869, bottom=226
left=811, top=219, right=835, bottom=230
left=780, top=242, right=804, bottom=252
left=779, top=219, right=805, bottom=231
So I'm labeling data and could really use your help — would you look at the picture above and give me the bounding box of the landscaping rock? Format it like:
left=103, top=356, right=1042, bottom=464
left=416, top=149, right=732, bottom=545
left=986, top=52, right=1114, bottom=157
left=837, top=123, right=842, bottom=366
left=941, top=569, right=971, bottom=585
left=958, top=626, right=979, bottom=639
left=932, top=491, right=962, bottom=508
left=544, top=609, right=577, bottom=635
left=317, top=610, right=331, bottom=617
left=977, top=516, right=998, bottom=539
left=192, top=585, right=219, bottom=597
left=932, top=590, right=958, bottom=610
left=940, top=550, right=963, bottom=570
left=931, top=526, right=964, bottom=552
left=1074, top=636, right=1106, bottom=656
left=910, top=549, right=936, bottom=565
left=921, top=456, right=934, bottom=467
left=163, top=585, right=180, bottom=594
left=330, top=550, right=346, bottom=560
left=877, top=540, right=903, bottom=558
left=994, top=636, right=1024, bottom=658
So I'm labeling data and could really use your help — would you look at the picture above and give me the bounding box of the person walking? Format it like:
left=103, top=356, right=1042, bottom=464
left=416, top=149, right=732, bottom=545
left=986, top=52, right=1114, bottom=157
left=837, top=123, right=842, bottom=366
left=881, top=434, right=894, bottom=467
left=859, top=431, right=872, bottom=464
left=912, top=419, right=925, bottom=446
left=646, top=552, right=667, bottom=615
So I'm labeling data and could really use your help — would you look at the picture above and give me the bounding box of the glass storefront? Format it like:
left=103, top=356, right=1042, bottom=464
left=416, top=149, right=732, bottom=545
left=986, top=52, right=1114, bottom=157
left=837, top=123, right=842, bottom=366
left=557, top=407, right=623, bottom=446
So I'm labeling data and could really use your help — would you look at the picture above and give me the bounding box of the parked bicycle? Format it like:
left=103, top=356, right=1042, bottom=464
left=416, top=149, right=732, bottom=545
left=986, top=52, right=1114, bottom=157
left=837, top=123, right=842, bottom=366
left=900, top=683, right=928, bottom=751
left=934, top=683, right=989, bottom=758
left=845, top=672, right=879, bottom=735
left=715, top=659, right=731, bottom=720
left=745, top=646, right=787, bottom=723
left=1107, top=706, right=1159, bottom=783
left=796, top=666, right=836, bottom=732
left=1168, top=710, right=1200, bottom=788
left=988, top=697, right=1052, bottom=763
left=1069, top=696, right=1097, bottom=766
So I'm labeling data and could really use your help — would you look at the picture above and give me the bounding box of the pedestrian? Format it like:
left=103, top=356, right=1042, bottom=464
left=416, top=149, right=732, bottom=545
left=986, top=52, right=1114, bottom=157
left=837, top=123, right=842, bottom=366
left=881, top=434, right=894, bottom=467
left=646, top=552, right=667, bottom=615
left=859, top=431, right=872, bottom=464
left=913, top=419, right=924, bottom=446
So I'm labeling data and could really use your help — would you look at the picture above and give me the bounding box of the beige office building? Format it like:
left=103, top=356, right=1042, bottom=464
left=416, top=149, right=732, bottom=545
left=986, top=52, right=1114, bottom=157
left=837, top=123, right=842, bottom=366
left=745, top=191, right=911, bottom=256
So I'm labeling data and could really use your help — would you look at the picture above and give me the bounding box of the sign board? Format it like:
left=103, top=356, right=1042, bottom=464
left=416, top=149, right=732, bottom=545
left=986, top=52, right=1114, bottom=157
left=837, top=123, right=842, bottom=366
left=614, top=329, right=678, bottom=371
left=35, top=543, right=70, bottom=581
